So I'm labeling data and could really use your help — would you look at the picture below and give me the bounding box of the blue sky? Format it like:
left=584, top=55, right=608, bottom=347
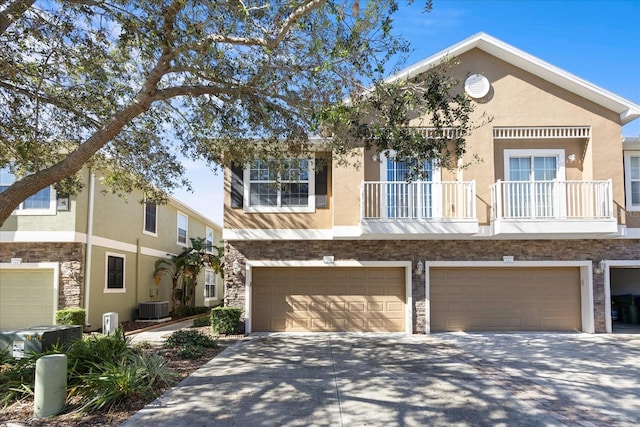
left=173, top=0, right=640, bottom=225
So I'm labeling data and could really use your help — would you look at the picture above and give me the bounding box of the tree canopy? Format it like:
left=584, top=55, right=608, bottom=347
left=0, top=0, right=478, bottom=226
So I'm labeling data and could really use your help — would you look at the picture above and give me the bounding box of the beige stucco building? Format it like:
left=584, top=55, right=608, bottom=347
left=223, top=33, right=640, bottom=334
left=0, top=167, right=223, bottom=331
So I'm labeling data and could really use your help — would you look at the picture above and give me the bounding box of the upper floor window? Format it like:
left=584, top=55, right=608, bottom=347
left=625, top=152, right=640, bottom=211
left=105, top=253, right=125, bottom=293
left=204, top=269, right=216, bottom=299
left=0, top=166, right=56, bottom=215
left=205, top=226, right=214, bottom=253
left=177, top=211, right=188, bottom=245
left=143, top=201, right=158, bottom=235
left=244, top=158, right=315, bottom=213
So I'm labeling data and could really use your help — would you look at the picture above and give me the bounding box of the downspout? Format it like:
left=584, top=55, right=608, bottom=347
left=135, top=238, right=141, bottom=306
left=83, top=170, right=96, bottom=327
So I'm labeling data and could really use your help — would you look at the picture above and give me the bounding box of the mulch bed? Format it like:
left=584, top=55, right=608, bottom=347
left=0, top=322, right=245, bottom=426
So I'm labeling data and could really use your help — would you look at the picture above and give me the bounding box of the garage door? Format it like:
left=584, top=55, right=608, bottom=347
left=0, top=269, right=56, bottom=330
left=252, top=267, right=405, bottom=332
left=430, top=267, right=581, bottom=332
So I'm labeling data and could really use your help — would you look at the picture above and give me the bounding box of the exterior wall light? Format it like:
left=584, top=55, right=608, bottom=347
left=232, top=260, right=241, bottom=274
left=415, top=260, right=424, bottom=274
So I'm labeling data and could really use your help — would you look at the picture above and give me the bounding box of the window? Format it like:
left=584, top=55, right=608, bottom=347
left=625, top=152, right=640, bottom=211
left=205, top=226, right=214, bottom=253
left=204, top=269, right=216, bottom=299
left=105, top=253, right=125, bottom=293
left=244, top=158, right=315, bottom=213
left=0, top=166, right=56, bottom=215
left=381, top=156, right=439, bottom=219
left=143, top=201, right=157, bottom=235
left=503, top=149, right=565, bottom=218
left=177, top=212, right=188, bottom=245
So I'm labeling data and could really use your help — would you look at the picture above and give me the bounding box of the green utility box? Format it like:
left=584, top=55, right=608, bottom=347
left=0, top=325, right=82, bottom=359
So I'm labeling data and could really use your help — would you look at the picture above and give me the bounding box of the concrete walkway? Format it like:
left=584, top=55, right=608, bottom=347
left=127, top=319, right=197, bottom=346
left=122, top=332, right=640, bottom=427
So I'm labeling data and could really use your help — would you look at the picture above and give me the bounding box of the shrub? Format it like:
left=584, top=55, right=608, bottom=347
left=55, top=308, right=86, bottom=330
left=0, top=351, right=43, bottom=407
left=165, top=329, right=217, bottom=349
left=72, top=353, right=175, bottom=412
left=192, top=315, right=211, bottom=327
left=177, top=344, right=204, bottom=360
left=175, top=305, right=209, bottom=318
left=67, top=329, right=175, bottom=413
left=210, top=306, right=242, bottom=335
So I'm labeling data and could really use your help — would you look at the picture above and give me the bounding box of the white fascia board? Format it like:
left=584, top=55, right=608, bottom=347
left=388, top=32, right=640, bottom=125
left=223, top=228, right=333, bottom=240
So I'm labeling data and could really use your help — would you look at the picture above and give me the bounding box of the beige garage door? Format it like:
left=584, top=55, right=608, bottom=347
left=252, top=267, right=405, bottom=332
left=0, top=269, right=56, bottom=330
left=430, top=267, right=581, bottom=332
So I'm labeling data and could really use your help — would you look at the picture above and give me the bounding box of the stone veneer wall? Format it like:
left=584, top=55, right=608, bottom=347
left=0, top=242, right=85, bottom=310
left=224, top=239, right=640, bottom=333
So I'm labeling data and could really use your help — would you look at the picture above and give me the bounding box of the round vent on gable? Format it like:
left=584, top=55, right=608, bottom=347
left=464, top=73, right=490, bottom=99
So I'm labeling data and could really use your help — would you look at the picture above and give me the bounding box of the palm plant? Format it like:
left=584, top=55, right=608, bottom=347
left=153, top=237, right=224, bottom=311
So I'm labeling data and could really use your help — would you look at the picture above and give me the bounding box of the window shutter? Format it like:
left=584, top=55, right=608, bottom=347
left=315, top=158, right=329, bottom=209
left=230, top=163, right=244, bottom=208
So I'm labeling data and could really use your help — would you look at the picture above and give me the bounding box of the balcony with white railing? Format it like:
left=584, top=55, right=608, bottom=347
left=490, top=179, right=618, bottom=236
left=360, top=181, right=479, bottom=237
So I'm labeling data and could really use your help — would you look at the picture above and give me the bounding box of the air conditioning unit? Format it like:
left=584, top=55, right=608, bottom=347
left=102, top=312, right=118, bottom=334
left=138, top=301, right=169, bottom=320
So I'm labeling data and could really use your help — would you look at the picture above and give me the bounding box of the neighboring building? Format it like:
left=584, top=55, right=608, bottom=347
left=223, top=33, right=640, bottom=334
left=0, top=167, right=223, bottom=331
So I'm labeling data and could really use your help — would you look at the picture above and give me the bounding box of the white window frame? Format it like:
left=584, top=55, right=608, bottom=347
left=104, top=252, right=126, bottom=293
left=624, top=151, right=640, bottom=212
left=503, top=149, right=566, bottom=181
left=0, top=166, right=57, bottom=216
left=204, top=268, right=217, bottom=300
left=379, top=153, right=442, bottom=219
left=503, top=149, right=566, bottom=219
left=243, top=158, right=316, bottom=213
left=177, top=211, right=188, bottom=245
left=142, top=201, right=158, bottom=236
left=205, top=226, right=214, bottom=254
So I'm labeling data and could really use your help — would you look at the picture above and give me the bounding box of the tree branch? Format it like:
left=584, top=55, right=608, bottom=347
left=202, top=0, right=327, bottom=48
left=0, top=0, right=35, bottom=35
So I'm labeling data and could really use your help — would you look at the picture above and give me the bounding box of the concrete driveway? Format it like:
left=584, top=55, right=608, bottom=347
left=123, top=332, right=640, bottom=427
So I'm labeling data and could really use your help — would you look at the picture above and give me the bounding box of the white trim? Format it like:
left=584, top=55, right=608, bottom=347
left=142, top=201, right=159, bottom=237
left=140, top=246, right=174, bottom=259
left=204, top=268, right=217, bottom=300
left=387, top=32, right=640, bottom=124
left=424, top=260, right=594, bottom=334
left=205, top=226, right=214, bottom=254
left=243, top=158, right=316, bottom=213
left=0, top=262, right=60, bottom=325
left=503, top=149, right=566, bottom=181
left=245, top=260, right=413, bottom=334
left=623, top=152, right=640, bottom=211
left=177, top=211, right=188, bottom=246
left=104, top=252, right=126, bottom=293
left=0, top=231, right=82, bottom=242
left=223, top=228, right=333, bottom=240
left=602, top=259, right=640, bottom=333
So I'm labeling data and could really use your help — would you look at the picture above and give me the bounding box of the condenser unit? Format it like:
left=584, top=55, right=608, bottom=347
left=138, top=301, right=169, bottom=320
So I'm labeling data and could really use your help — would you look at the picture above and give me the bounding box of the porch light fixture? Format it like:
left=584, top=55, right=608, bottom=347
left=232, top=260, right=241, bottom=274
left=372, top=154, right=379, bottom=162
left=567, top=154, right=577, bottom=163
left=415, top=260, right=424, bottom=274
left=596, top=259, right=606, bottom=274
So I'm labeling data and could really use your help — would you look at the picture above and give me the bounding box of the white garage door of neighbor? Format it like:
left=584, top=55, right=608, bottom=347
left=0, top=269, right=56, bottom=330
left=430, top=267, right=581, bottom=332
left=252, top=267, right=406, bottom=332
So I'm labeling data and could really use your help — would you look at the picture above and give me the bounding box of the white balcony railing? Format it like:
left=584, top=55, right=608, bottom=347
left=362, top=181, right=476, bottom=220
left=490, top=179, right=613, bottom=220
